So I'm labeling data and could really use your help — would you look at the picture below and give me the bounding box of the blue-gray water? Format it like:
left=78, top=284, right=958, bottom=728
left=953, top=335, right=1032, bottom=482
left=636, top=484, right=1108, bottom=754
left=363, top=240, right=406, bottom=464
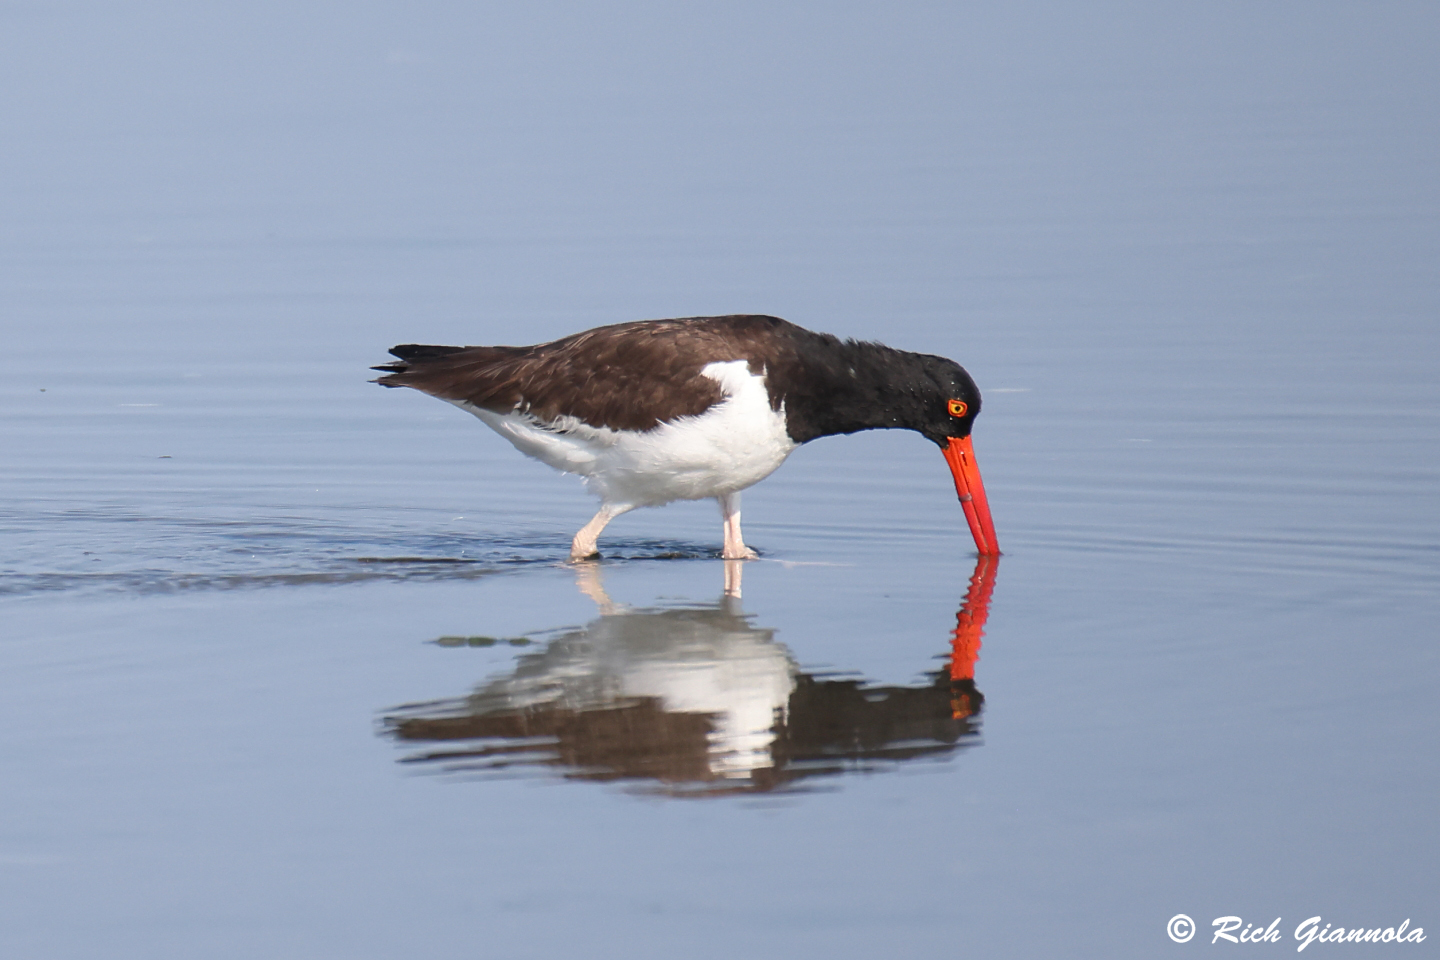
left=3, top=3, right=1437, bottom=957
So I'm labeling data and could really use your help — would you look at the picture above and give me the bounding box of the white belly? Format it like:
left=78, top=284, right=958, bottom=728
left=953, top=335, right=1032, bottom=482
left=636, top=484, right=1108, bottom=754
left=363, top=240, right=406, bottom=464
left=451, top=360, right=798, bottom=508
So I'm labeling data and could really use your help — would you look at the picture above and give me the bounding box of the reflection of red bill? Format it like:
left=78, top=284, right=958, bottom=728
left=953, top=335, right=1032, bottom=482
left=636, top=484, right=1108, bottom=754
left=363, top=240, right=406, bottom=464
left=943, top=435, right=1000, bottom=556
left=949, top=553, right=998, bottom=686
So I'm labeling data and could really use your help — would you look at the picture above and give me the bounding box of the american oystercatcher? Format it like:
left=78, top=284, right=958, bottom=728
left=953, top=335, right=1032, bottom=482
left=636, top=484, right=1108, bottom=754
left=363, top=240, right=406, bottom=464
left=373, top=314, right=999, bottom=560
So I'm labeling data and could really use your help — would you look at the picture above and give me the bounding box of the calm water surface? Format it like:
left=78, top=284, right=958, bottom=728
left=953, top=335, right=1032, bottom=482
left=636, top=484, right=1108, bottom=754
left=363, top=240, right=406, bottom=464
left=3, top=4, right=1437, bottom=958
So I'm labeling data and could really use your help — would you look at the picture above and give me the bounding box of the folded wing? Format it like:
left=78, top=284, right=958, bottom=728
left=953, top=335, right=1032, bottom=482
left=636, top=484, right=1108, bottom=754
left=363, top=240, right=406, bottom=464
left=372, top=315, right=796, bottom=432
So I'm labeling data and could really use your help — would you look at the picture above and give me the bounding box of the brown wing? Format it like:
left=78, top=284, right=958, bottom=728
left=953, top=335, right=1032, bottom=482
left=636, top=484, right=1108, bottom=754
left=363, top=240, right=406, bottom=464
left=372, top=315, right=797, bottom=432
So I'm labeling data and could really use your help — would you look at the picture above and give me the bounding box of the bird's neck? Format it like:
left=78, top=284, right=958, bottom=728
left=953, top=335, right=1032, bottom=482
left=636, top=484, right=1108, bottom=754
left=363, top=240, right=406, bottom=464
left=772, top=335, right=931, bottom=443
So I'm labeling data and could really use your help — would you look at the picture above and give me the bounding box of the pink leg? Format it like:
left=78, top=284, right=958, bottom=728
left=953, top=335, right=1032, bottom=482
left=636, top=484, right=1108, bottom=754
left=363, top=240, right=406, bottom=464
left=717, top=492, right=758, bottom=560
left=570, top=503, right=632, bottom=561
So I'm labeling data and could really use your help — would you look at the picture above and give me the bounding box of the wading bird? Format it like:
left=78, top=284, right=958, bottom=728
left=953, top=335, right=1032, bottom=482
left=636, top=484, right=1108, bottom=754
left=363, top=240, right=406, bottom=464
left=373, top=314, right=999, bottom=560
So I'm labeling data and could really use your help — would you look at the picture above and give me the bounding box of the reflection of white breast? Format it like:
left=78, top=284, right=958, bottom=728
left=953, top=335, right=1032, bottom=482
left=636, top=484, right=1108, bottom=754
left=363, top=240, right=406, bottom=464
left=613, top=632, right=796, bottom=777
left=474, top=604, right=798, bottom=779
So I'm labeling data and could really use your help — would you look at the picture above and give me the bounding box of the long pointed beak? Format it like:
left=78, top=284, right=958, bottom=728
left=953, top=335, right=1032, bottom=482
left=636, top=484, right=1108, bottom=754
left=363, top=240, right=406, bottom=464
left=943, top=436, right=1000, bottom=556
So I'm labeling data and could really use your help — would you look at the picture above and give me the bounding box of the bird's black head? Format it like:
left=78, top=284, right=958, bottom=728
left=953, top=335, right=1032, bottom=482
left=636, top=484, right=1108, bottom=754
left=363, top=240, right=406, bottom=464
left=780, top=342, right=983, bottom=446
left=907, top=354, right=983, bottom=447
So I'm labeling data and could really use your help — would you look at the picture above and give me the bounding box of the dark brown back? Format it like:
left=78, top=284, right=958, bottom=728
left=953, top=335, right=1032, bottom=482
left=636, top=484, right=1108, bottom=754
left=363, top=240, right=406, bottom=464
left=373, top=315, right=801, bottom=432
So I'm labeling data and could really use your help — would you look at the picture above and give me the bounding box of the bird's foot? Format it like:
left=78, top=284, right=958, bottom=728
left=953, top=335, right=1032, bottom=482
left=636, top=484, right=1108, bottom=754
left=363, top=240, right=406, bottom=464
left=569, top=531, right=601, bottom=562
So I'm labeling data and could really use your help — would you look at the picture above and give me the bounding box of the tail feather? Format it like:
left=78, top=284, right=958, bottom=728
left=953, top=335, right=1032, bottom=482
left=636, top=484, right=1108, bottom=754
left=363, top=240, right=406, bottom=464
left=389, top=343, right=469, bottom=362
left=370, top=342, right=530, bottom=392
left=371, top=344, right=465, bottom=385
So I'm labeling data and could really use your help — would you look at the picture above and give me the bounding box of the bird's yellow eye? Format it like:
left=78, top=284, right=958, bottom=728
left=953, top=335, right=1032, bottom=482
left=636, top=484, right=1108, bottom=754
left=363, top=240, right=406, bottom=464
left=947, top=399, right=968, bottom=417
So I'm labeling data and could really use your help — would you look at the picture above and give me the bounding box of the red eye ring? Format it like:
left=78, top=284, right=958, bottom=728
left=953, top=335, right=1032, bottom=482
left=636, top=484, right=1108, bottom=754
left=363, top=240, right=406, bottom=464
left=947, top=400, right=968, bottom=417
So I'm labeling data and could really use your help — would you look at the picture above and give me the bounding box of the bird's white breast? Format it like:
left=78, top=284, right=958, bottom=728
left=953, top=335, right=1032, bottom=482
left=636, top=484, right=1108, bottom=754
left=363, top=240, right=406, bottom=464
left=450, top=359, right=797, bottom=508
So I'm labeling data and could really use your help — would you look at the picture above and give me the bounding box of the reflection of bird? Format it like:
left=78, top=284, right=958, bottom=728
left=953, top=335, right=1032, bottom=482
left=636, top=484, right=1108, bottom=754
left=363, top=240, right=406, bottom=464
left=384, top=558, right=996, bottom=795
left=374, top=315, right=999, bottom=560
left=392, top=588, right=798, bottom=785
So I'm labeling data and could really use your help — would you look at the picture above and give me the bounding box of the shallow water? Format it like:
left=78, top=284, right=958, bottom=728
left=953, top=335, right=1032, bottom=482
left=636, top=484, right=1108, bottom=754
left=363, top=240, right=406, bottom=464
left=3, top=3, right=1438, bottom=958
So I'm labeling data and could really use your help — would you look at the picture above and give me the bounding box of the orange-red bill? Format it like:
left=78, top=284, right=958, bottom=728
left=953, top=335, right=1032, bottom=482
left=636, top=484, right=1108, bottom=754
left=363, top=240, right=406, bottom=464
left=943, top=436, right=1000, bottom=556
